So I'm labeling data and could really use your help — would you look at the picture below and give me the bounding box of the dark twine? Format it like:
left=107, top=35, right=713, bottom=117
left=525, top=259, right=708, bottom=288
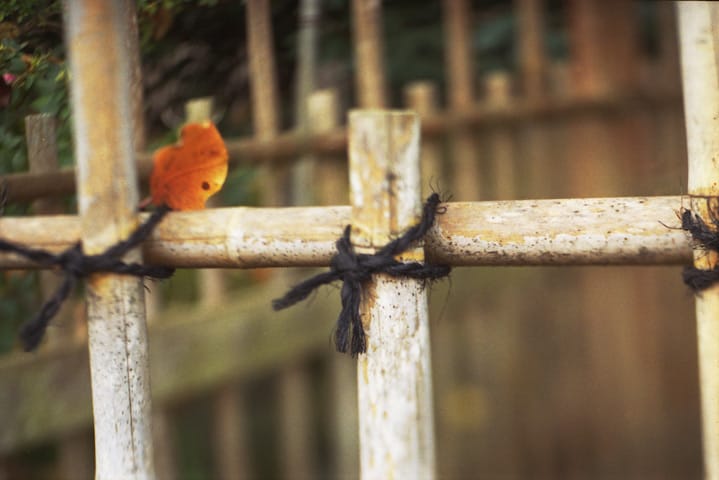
left=0, top=204, right=174, bottom=351
left=680, top=205, right=719, bottom=292
left=272, top=193, right=451, bottom=357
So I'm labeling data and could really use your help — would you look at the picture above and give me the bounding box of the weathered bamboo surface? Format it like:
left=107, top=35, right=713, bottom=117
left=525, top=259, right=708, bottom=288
left=350, top=111, right=436, bottom=479
left=0, top=284, right=337, bottom=454
left=0, top=196, right=690, bottom=268
left=678, top=3, right=719, bottom=478
left=65, top=0, right=154, bottom=478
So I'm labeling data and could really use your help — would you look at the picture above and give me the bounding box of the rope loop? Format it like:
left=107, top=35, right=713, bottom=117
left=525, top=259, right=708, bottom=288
left=272, top=193, right=451, bottom=357
left=0, top=205, right=174, bottom=351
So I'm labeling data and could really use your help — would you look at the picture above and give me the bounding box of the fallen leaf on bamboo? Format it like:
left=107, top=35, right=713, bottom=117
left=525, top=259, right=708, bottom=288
left=150, top=121, right=228, bottom=210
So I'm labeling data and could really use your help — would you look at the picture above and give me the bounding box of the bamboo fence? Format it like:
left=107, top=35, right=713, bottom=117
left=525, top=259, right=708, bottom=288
left=0, top=0, right=702, bottom=479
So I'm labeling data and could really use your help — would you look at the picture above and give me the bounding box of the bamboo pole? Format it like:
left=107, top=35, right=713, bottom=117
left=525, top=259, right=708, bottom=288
left=64, top=0, right=155, bottom=478
left=349, top=110, right=435, bottom=479
left=276, top=63, right=327, bottom=480
left=403, top=81, right=458, bottom=478
left=485, top=72, right=517, bottom=199
left=246, top=0, right=286, bottom=205
left=678, top=4, right=719, bottom=478
left=26, top=114, right=94, bottom=480
left=516, top=0, right=545, bottom=101
left=442, top=0, right=481, bottom=200
left=292, top=0, right=320, bottom=206
left=351, top=0, right=386, bottom=108
left=278, top=364, right=316, bottom=480
left=311, top=89, right=359, bottom=479
left=313, top=90, right=348, bottom=203
left=0, top=195, right=692, bottom=269
left=25, top=115, right=78, bottom=344
left=183, top=97, right=253, bottom=480
left=404, top=82, right=446, bottom=196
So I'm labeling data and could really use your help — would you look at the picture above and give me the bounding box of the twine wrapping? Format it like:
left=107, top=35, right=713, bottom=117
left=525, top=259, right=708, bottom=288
left=0, top=205, right=174, bottom=351
left=272, top=193, right=451, bottom=357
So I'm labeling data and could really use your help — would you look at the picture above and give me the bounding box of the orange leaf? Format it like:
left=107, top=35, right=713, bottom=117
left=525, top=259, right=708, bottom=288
left=150, top=122, right=228, bottom=211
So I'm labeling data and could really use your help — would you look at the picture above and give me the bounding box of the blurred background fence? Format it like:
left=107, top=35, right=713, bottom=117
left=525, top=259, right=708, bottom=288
left=0, top=0, right=697, bottom=479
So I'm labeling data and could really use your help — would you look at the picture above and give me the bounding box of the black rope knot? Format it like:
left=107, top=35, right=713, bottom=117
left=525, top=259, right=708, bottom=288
left=272, top=193, right=451, bottom=357
left=680, top=200, right=719, bottom=292
left=0, top=205, right=174, bottom=351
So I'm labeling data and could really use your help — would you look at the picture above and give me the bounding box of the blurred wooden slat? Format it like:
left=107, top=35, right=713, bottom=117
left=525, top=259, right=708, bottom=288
left=351, top=0, right=386, bottom=108
left=310, top=88, right=359, bottom=479
left=443, top=0, right=481, bottom=200
left=26, top=114, right=94, bottom=480
left=247, top=0, right=286, bottom=205
left=485, top=72, right=517, bottom=200
left=0, top=284, right=338, bottom=454
left=516, top=0, right=546, bottom=101
left=404, top=82, right=446, bottom=196
left=404, top=82, right=459, bottom=479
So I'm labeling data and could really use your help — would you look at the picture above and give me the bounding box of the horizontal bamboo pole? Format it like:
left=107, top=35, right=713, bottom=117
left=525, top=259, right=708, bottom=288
left=0, top=196, right=689, bottom=268
left=0, top=283, right=337, bottom=454
left=1, top=90, right=681, bottom=203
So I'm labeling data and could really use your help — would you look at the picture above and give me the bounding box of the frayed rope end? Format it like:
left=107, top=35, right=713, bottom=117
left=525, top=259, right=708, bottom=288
left=680, top=203, right=719, bottom=293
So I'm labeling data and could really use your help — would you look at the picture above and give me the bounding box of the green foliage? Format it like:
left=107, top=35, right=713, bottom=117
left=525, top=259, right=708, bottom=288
left=0, top=0, right=61, bottom=25
left=0, top=39, right=71, bottom=173
left=0, top=36, right=68, bottom=352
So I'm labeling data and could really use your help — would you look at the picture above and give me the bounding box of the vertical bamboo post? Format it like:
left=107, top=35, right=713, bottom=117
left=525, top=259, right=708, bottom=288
left=64, top=0, right=155, bottom=478
left=485, top=72, right=516, bottom=200
left=247, top=2, right=318, bottom=475
left=678, top=4, right=719, bottom=478
left=279, top=83, right=321, bottom=480
left=26, top=115, right=76, bottom=341
left=442, top=0, right=481, bottom=200
left=185, top=97, right=213, bottom=124
left=27, top=115, right=63, bottom=217
left=184, top=97, right=253, bottom=480
left=125, top=2, right=177, bottom=472
left=275, top=84, right=327, bottom=480
left=350, top=110, right=436, bottom=479
left=351, top=0, right=387, bottom=108
left=516, top=0, right=545, bottom=101
left=278, top=364, right=317, bottom=480
left=403, top=82, right=457, bottom=478
left=515, top=0, right=550, bottom=199
left=313, top=90, right=348, bottom=204
left=404, top=82, right=445, bottom=196
left=246, top=0, right=285, bottom=205
left=126, top=4, right=177, bottom=474
left=292, top=0, right=320, bottom=206
left=26, top=114, right=94, bottom=480
left=311, top=89, right=358, bottom=478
